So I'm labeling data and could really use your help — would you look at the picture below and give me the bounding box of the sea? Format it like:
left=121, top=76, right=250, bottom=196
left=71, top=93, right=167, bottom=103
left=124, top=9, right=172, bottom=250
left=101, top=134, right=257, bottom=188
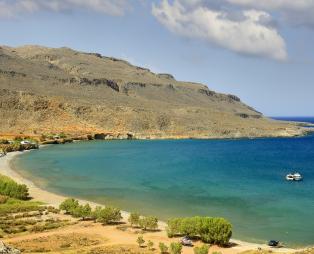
left=12, top=117, right=314, bottom=247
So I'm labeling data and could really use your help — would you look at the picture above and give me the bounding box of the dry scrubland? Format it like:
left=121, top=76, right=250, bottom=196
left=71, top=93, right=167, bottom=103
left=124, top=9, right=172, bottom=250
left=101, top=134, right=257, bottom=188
left=0, top=45, right=309, bottom=139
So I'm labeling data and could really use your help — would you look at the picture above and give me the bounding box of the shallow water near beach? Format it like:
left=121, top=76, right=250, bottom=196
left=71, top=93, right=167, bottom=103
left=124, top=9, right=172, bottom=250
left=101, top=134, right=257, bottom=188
left=13, top=118, right=314, bottom=247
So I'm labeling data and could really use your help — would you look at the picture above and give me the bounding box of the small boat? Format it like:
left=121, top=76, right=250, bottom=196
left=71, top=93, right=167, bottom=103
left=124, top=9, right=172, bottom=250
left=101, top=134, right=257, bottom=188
left=286, top=172, right=303, bottom=181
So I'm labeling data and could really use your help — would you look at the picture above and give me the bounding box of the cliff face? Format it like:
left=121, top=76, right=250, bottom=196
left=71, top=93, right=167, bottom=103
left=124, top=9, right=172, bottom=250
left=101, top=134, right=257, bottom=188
left=0, top=45, right=305, bottom=139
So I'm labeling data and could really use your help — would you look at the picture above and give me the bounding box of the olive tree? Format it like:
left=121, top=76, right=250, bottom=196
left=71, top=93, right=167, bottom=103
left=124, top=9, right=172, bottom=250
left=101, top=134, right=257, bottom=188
left=139, top=216, right=158, bottom=231
left=128, top=212, right=140, bottom=227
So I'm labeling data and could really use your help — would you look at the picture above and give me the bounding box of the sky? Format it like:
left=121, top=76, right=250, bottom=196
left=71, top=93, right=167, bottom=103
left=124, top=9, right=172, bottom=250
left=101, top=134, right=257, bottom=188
left=0, top=0, right=313, bottom=116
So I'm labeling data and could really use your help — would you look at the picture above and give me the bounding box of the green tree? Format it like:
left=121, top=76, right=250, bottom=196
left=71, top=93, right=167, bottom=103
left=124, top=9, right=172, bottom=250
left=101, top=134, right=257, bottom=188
left=169, top=242, right=182, bottom=254
left=137, top=235, right=145, bottom=248
left=59, top=198, right=79, bottom=214
left=194, top=244, right=209, bottom=254
left=71, top=203, right=92, bottom=220
left=159, top=242, right=169, bottom=254
left=128, top=212, right=140, bottom=227
left=95, top=206, right=122, bottom=225
left=139, top=216, right=158, bottom=231
left=147, top=240, right=154, bottom=251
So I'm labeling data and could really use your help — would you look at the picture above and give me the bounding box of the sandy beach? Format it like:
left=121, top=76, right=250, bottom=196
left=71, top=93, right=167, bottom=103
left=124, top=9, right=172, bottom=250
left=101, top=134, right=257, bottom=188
left=0, top=149, right=303, bottom=254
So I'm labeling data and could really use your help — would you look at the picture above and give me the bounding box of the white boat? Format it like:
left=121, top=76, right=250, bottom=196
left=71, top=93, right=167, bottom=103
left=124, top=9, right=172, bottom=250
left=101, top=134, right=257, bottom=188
left=286, top=172, right=303, bottom=181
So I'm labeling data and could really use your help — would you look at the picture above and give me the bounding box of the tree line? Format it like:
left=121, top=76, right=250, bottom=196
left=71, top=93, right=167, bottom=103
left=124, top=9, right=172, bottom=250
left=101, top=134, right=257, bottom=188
left=167, top=216, right=232, bottom=246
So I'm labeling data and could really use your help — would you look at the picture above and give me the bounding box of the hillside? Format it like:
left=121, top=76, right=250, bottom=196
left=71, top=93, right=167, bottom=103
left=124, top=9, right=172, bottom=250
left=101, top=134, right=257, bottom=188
left=0, top=45, right=306, bottom=139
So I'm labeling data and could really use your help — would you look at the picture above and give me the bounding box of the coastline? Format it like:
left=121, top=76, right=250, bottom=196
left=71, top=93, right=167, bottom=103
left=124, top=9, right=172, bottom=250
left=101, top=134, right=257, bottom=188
left=0, top=149, right=307, bottom=253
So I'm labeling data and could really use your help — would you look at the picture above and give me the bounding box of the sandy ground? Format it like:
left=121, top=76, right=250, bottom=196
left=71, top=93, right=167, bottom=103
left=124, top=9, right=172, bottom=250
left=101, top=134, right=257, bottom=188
left=0, top=150, right=302, bottom=254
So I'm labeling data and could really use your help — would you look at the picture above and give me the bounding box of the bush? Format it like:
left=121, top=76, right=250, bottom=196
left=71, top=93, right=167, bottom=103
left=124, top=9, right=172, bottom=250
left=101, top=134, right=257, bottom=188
left=159, top=242, right=169, bottom=253
left=47, top=206, right=60, bottom=214
left=194, top=244, right=209, bottom=254
left=59, top=198, right=79, bottom=214
left=167, top=217, right=232, bottom=246
left=137, top=235, right=145, bottom=247
left=139, top=216, right=158, bottom=231
left=128, top=212, right=140, bottom=227
left=0, top=195, right=8, bottom=204
left=147, top=240, right=154, bottom=250
left=170, top=242, right=182, bottom=254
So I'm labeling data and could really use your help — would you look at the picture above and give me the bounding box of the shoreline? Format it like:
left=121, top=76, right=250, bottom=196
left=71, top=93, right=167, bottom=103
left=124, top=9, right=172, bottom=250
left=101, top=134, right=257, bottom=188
left=0, top=149, right=308, bottom=253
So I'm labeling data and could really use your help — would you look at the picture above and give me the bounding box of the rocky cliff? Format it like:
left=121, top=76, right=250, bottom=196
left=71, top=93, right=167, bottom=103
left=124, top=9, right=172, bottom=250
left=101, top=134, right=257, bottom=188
left=0, top=45, right=306, bottom=139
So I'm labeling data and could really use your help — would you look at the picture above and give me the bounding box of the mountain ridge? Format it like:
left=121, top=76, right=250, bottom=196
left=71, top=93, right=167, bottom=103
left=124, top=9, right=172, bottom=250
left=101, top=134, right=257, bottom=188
left=0, top=44, right=306, bottom=139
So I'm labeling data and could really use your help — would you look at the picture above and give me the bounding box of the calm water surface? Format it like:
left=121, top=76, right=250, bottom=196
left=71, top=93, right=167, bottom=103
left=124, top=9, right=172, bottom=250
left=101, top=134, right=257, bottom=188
left=13, top=118, right=314, bottom=247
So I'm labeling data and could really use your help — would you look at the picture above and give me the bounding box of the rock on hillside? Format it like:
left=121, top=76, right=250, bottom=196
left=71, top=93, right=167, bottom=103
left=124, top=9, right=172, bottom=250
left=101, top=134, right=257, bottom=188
left=0, top=241, right=20, bottom=254
left=0, top=45, right=306, bottom=139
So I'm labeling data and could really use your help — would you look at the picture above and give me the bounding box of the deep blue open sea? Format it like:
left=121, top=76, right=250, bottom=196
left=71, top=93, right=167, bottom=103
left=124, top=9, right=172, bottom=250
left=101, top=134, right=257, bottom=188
left=12, top=117, right=314, bottom=247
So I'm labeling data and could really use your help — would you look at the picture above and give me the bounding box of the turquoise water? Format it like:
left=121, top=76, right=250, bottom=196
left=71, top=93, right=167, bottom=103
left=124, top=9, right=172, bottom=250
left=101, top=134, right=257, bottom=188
left=12, top=121, right=314, bottom=247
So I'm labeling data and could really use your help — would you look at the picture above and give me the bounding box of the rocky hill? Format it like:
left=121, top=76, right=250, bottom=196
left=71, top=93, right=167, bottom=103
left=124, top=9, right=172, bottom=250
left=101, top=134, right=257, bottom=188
left=0, top=45, right=306, bottom=139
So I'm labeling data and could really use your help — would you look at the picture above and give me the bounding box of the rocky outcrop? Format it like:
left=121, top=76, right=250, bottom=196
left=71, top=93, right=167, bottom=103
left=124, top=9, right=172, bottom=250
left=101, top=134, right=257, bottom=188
left=156, top=73, right=175, bottom=80
left=0, top=241, right=20, bottom=254
left=199, top=88, right=215, bottom=97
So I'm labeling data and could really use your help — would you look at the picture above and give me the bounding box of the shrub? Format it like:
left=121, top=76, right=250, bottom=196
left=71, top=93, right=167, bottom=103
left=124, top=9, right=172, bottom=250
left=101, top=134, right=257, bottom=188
left=94, top=206, right=122, bottom=225
left=137, top=235, right=145, bottom=248
left=147, top=240, right=154, bottom=250
left=59, top=198, right=79, bottom=214
left=0, top=195, right=8, bottom=204
left=167, top=217, right=232, bottom=246
left=139, top=216, right=158, bottom=231
left=169, top=242, right=182, bottom=254
left=159, top=242, right=169, bottom=253
left=194, top=244, right=209, bottom=254
left=128, top=212, right=140, bottom=227
left=0, top=174, right=29, bottom=200
left=47, top=206, right=60, bottom=214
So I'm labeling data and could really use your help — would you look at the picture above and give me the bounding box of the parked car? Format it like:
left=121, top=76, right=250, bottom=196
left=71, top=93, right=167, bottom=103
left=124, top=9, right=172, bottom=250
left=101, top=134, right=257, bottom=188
left=268, top=240, right=280, bottom=247
left=180, top=236, right=193, bottom=246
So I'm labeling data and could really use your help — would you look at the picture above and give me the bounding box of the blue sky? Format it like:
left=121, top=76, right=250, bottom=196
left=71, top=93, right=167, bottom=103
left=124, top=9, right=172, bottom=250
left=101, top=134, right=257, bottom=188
left=1, top=0, right=314, bottom=116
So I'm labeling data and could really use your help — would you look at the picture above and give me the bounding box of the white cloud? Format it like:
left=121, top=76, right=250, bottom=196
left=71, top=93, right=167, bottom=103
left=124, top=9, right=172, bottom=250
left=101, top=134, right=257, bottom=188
left=152, top=0, right=287, bottom=61
left=0, top=0, right=130, bottom=18
left=227, top=0, right=314, bottom=11
left=226, top=0, right=314, bottom=27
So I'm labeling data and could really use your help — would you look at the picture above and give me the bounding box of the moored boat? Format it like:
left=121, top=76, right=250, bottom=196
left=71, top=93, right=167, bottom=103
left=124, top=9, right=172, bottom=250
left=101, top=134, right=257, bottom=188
left=286, top=172, right=303, bottom=181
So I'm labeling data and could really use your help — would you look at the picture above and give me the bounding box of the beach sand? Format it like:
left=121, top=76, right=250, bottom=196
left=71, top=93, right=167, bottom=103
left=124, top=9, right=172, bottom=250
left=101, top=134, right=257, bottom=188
left=0, top=150, right=301, bottom=254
